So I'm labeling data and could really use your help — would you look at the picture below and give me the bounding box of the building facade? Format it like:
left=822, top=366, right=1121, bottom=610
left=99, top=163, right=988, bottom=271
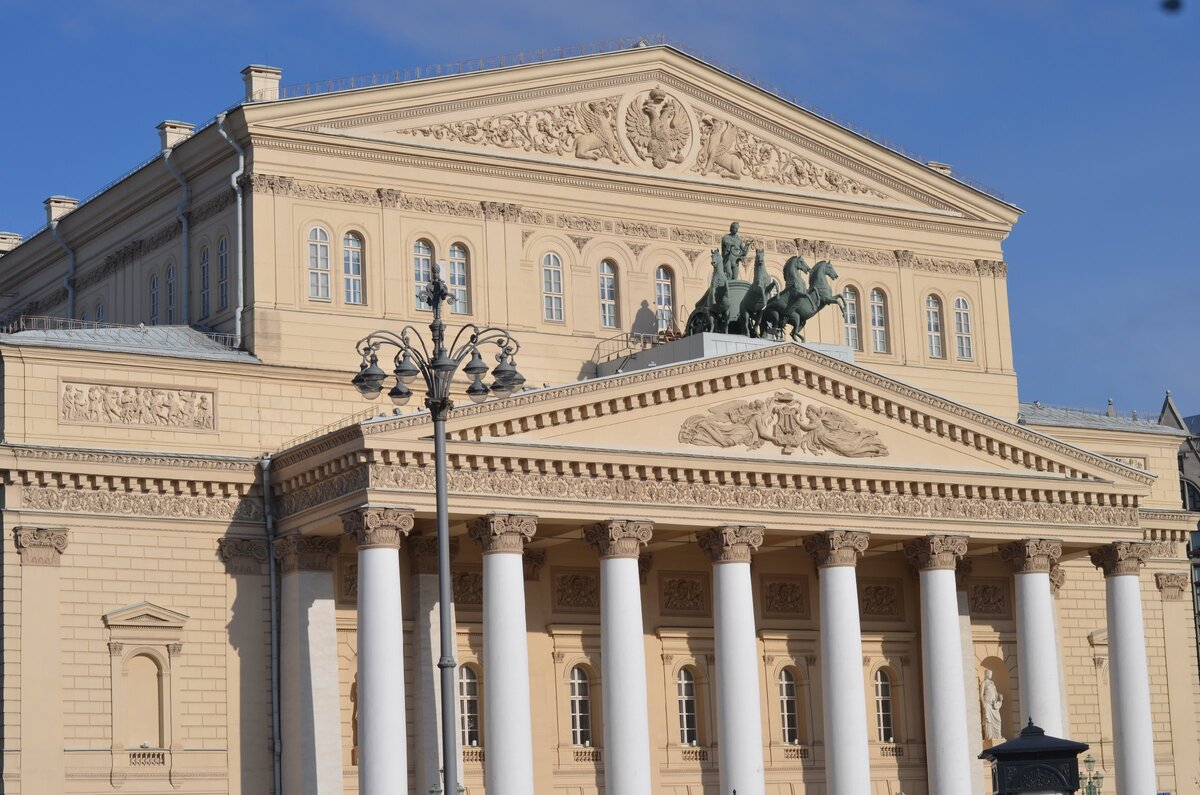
left=0, top=43, right=1197, bottom=795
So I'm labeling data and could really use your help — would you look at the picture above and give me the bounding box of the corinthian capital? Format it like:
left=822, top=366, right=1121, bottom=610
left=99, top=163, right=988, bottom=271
left=803, top=530, right=869, bottom=568
left=903, top=535, right=968, bottom=571
left=999, top=538, right=1063, bottom=573
left=698, top=525, right=764, bottom=564
left=341, top=506, right=415, bottom=549
left=274, top=535, right=341, bottom=574
left=13, top=526, right=69, bottom=566
left=468, top=513, right=537, bottom=554
left=585, top=520, right=653, bottom=559
left=1089, top=541, right=1151, bottom=577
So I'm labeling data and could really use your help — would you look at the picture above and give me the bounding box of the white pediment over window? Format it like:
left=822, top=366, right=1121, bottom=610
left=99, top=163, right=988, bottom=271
left=103, top=601, right=189, bottom=634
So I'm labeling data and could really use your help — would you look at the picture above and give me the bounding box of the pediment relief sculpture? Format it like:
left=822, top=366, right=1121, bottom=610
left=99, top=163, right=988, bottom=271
left=624, top=86, right=692, bottom=168
left=678, top=391, right=888, bottom=457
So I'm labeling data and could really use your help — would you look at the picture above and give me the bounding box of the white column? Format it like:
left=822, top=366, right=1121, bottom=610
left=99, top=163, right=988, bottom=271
left=585, top=520, right=654, bottom=795
left=469, top=514, right=537, bottom=794
left=954, top=562, right=985, bottom=795
left=699, top=525, right=766, bottom=795
left=804, top=530, right=871, bottom=795
left=276, top=535, right=345, bottom=795
left=409, top=536, right=462, bottom=795
left=905, top=536, right=973, bottom=795
left=1001, top=539, right=1065, bottom=737
left=342, top=508, right=414, bottom=795
left=1090, top=542, right=1156, bottom=794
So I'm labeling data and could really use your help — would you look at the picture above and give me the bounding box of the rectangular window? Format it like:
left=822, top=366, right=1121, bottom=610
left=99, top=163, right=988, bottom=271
left=218, top=239, right=229, bottom=310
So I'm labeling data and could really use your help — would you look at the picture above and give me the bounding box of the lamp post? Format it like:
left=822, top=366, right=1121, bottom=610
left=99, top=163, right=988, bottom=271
left=351, top=261, right=525, bottom=795
left=1081, top=754, right=1105, bottom=794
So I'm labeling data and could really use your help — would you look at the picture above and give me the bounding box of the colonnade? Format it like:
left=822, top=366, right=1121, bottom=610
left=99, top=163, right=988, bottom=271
left=276, top=510, right=1160, bottom=795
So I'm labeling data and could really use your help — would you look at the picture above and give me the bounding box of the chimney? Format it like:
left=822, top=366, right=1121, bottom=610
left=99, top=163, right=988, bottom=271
left=926, top=161, right=953, bottom=177
left=44, top=196, right=79, bottom=224
left=242, top=65, right=282, bottom=102
left=157, top=120, right=195, bottom=149
left=0, top=232, right=21, bottom=256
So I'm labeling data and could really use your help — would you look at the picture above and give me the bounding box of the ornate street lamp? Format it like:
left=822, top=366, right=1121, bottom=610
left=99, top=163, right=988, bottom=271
left=351, top=261, right=524, bottom=795
left=1081, top=754, right=1105, bottom=795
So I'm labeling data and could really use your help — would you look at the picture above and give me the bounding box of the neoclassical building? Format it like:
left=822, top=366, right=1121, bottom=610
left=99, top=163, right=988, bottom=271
left=0, top=41, right=1197, bottom=795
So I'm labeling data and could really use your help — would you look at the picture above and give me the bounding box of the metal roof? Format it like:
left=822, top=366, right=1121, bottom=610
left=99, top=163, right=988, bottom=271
left=0, top=319, right=257, bottom=364
left=1018, top=401, right=1187, bottom=437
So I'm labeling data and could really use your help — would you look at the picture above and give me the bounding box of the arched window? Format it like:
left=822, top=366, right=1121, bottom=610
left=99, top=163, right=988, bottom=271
left=458, top=665, right=481, bottom=747
left=95, top=303, right=105, bottom=322
left=869, top=289, right=889, bottom=354
left=954, top=297, right=974, bottom=360
left=199, top=245, right=211, bottom=318
left=166, top=264, right=177, bottom=324
left=779, top=668, right=800, bottom=744
left=842, top=287, right=862, bottom=350
left=80, top=309, right=88, bottom=322
left=873, top=669, right=895, bottom=743
left=542, top=252, right=564, bottom=321
left=414, top=239, right=434, bottom=309
left=448, top=243, right=469, bottom=314
left=599, top=260, right=618, bottom=328
left=343, top=232, right=364, bottom=305
left=149, top=274, right=160, bottom=325
left=655, top=266, right=674, bottom=332
left=925, top=295, right=945, bottom=358
left=1182, top=479, right=1200, bottom=512
left=308, top=227, right=331, bottom=301
left=676, top=667, right=699, bottom=745
left=126, top=654, right=164, bottom=749
left=217, top=237, right=229, bottom=310
left=569, top=666, right=593, bottom=747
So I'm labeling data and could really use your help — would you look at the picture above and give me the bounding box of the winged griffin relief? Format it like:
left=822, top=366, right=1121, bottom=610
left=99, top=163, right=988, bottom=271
left=695, top=113, right=888, bottom=199
left=397, top=96, right=627, bottom=164
left=678, top=391, right=888, bottom=457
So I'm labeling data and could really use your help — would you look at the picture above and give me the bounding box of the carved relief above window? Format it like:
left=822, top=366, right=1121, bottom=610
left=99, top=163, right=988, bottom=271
left=552, top=569, right=600, bottom=612
left=761, top=575, right=811, bottom=619
left=967, top=578, right=1012, bottom=619
left=659, top=572, right=709, bottom=616
left=858, top=578, right=904, bottom=621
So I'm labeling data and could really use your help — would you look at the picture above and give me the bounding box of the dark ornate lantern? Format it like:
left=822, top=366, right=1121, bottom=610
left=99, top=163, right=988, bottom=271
left=979, top=720, right=1090, bottom=794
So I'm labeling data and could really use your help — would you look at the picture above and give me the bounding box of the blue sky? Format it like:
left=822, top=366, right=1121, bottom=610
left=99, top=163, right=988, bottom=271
left=2, top=1, right=1196, bottom=414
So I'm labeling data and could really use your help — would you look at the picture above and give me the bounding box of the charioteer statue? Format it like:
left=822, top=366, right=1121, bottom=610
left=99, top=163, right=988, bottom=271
left=684, top=226, right=846, bottom=342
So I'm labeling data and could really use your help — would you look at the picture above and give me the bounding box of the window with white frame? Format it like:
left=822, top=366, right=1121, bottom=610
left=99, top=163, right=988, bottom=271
left=874, top=669, right=895, bottom=743
left=869, top=289, right=889, bottom=353
left=954, top=297, right=974, bottom=360
left=343, top=232, right=364, bottom=305
left=542, top=252, right=564, bottom=321
left=149, top=274, right=159, bottom=325
left=414, top=239, right=434, bottom=310
left=676, top=667, right=699, bottom=745
left=599, top=260, right=618, bottom=328
left=459, top=665, right=481, bottom=747
left=925, top=295, right=945, bottom=358
left=448, top=243, right=469, bottom=314
left=569, top=666, right=593, bottom=747
left=655, top=266, right=674, bottom=332
left=308, top=227, right=330, bottom=301
left=843, top=286, right=862, bottom=350
left=166, top=264, right=177, bottom=324
left=199, top=245, right=211, bottom=318
left=217, top=236, right=229, bottom=310
left=779, top=668, right=800, bottom=744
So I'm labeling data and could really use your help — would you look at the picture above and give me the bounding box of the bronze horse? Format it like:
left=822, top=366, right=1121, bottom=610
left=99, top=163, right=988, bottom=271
left=759, top=260, right=845, bottom=342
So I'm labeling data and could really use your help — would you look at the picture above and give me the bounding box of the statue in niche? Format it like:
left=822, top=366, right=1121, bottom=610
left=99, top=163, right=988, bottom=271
left=980, top=669, right=1004, bottom=741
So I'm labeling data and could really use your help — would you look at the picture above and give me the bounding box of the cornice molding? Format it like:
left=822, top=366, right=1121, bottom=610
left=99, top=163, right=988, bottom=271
left=4, top=443, right=257, bottom=471
left=21, top=485, right=263, bottom=522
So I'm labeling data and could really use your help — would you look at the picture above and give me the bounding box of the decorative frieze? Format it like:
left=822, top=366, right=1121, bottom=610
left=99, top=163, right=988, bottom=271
left=279, top=467, right=368, bottom=518
left=340, top=506, right=415, bottom=549
left=468, top=513, right=537, bottom=554
left=552, top=570, right=600, bottom=611
left=967, top=578, right=1012, bottom=619
left=804, top=530, right=869, bottom=568
left=1089, top=542, right=1151, bottom=577
left=999, top=538, right=1063, bottom=573
left=679, top=391, right=888, bottom=457
left=1154, top=572, right=1189, bottom=600
left=60, top=383, right=215, bottom=431
left=22, top=485, right=262, bottom=522
left=760, top=575, right=811, bottom=619
left=453, top=571, right=484, bottom=606
left=614, top=220, right=666, bottom=239
left=337, top=555, right=358, bottom=605
left=217, top=538, right=269, bottom=575
left=479, top=201, right=522, bottom=221
left=13, top=526, right=69, bottom=566
left=659, top=572, right=709, bottom=616
left=903, top=534, right=968, bottom=570
left=273, top=535, right=340, bottom=574
left=407, top=535, right=459, bottom=576
left=584, top=519, right=653, bottom=559
left=858, top=579, right=903, bottom=621
left=698, top=525, right=764, bottom=564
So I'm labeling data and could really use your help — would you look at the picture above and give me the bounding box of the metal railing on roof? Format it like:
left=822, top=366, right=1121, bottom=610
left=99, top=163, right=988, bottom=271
left=275, top=406, right=397, bottom=454
left=256, top=34, right=1005, bottom=201
left=0, top=315, right=242, bottom=351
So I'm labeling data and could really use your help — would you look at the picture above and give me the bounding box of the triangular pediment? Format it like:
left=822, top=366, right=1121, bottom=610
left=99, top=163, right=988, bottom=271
left=246, top=46, right=1016, bottom=222
left=363, top=344, right=1151, bottom=491
left=103, top=601, right=189, bottom=630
